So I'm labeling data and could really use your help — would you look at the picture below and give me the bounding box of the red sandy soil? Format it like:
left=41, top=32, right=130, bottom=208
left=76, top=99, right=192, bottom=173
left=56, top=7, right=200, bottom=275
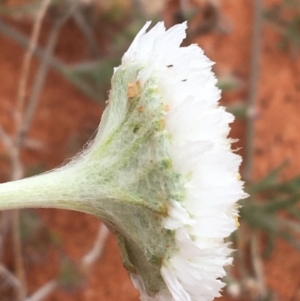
left=0, top=1, right=300, bottom=301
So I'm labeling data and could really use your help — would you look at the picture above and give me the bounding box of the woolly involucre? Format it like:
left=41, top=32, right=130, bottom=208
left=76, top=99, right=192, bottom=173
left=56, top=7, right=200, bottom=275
left=0, top=22, right=246, bottom=301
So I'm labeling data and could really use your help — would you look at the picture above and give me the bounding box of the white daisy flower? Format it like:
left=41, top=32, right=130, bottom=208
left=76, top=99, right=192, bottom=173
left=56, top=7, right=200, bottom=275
left=121, top=21, right=247, bottom=301
left=0, top=22, right=246, bottom=301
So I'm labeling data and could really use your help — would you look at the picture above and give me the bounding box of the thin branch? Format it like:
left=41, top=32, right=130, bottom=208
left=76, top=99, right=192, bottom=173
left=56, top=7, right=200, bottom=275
left=0, top=19, right=63, bottom=73
left=18, top=2, right=78, bottom=146
left=0, top=19, right=103, bottom=102
left=0, top=126, right=23, bottom=180
left=243, top=0, right=262, bottom=182
left=72, top=9, right=100, bottom=58
left=12, top=210, right=26, bottom=301
left=250, top=232, right=267, bottom=299
left=0, top=264, right=22, bottom=286
left=235, top=225, right=248, bottom=279
left=0, top=131, right=24, bottom=299
left=0, top=264, right=23, bottom=296
left=0, top=212, right=10, bottom=261
left=25, top=280, right=57, bottom=301
left=11, top=0, right=52, bottom=298
left=0, top=126, right=14, bottom=151
left=15, top=0, right=52, bottom=135
left=23, top=223, right=108, bottom=301
left=82, top=223, right=109, bottom=268
left=0, top=2, right=106, bottom=300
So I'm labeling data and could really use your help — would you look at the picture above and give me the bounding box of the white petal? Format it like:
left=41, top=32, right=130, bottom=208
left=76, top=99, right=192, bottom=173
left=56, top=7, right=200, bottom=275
left=161, top=266, right=191, bottom=301
left=121, top=21, right=247, bottom=301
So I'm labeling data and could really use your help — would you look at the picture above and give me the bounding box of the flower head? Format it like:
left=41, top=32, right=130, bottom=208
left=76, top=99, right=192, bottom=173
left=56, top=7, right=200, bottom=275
left=0, top=22, right=246, bottom=301
left=120, top=22, right=247, bottom=301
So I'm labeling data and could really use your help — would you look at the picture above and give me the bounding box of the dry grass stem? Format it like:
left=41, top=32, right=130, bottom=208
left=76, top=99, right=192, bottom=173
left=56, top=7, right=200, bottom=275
left=250, top=233, right=267, bottom=299
left=15, top=0, right=52, bottom=135
left=72, top=9, right=100, bottom=57
left=19, top=3, right=77, bottom=146
left=0, top=264, right=23, bottom=298
left=25, top=280, right=58, bottom=301
left=243, top=0, right=262, bottom=182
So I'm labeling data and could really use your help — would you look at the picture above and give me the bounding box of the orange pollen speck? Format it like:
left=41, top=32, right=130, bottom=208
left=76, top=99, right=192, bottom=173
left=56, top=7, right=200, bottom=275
left=235, top=216, right=240, bottom=228
left=161, top=204, right=169, bottom=217
left=137, top=106, right=143, bottom=112
left=127, top=81, right=140, bottom=98
left=164, top=104, right=170, bottom=112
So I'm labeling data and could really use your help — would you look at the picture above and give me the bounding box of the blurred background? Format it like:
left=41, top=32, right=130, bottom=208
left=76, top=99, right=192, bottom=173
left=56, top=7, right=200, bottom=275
left=0, top=0, right=300, bottom=300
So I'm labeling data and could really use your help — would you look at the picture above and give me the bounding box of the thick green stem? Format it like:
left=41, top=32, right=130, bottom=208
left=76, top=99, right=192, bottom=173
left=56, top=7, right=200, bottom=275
left=0, top=164, right=173, bottom=296
left=0, top=167, right=104, bottom=215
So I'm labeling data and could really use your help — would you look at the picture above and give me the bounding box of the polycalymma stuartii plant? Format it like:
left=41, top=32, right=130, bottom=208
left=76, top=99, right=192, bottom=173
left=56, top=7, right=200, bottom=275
left=0, top=22, right=246, bottom=301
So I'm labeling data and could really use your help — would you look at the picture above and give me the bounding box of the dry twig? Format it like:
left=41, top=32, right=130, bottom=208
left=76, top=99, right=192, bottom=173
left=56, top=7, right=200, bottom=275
left=18, top=1, right=79, bottom=146
left=10, top=2, right=53, bottom=299
left=72, top=9, right=100, bottom=58
left=250, top=233, right=267, bottom=299
left=15, top=0, right=52, bottom=134
left=25, top=280, right=58, bottom=301
left=0, top=2, right=108, bottom=300
left=243, top=0, right=262, bottom=183
left=23, top=223, right=109, bottom=301
left=82, top=223, right=109, bottom=268
left=0, top=19, right=63, bottom=73
left=0, top=264, right=23, bottom=298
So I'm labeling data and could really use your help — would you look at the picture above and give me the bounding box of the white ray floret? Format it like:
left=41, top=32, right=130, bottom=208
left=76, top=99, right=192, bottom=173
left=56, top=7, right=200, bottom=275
left=124, top=22, right=247, bottom=301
